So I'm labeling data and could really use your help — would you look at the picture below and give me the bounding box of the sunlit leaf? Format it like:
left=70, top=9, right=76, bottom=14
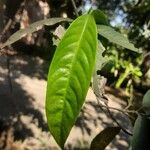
left=46, top=14, right=97, bottom=148
left=0, top=18, right=71, bottom=49
left=97, top=25, right=141, bottom=53
left=90, top=127, right=121, bottom=150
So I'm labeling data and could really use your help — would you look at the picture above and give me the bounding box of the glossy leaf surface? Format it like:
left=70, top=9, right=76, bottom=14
left=0, top=18, right=71, bottom=49
left=97, top=25, right=141, bottom=53
left=46, top=14, right=97, bottom=148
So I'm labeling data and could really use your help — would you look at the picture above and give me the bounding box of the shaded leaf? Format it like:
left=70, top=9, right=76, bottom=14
left=52, top=25, right=66, bottom=46
left=96, top=41, right=107, bottom=70
left=132, top=115, right=150, bottom=150
left=142, top=90, right=150, bottom=114
left=92, top=41, right=107, bottom=102
left=91, top=9, right=109, bottom=25
left=90, top=127, right=121, bottom=150
left=53, top=25, right=66, bottom=39
left=0, top=18, right=71, bottom=49
left=97, top=25, right=141, bottom=53
left=92, top=73, right=107, bottom=102
left=52, top=38, right=60, bottom=46
left=46, top=14, right=97, bottom=148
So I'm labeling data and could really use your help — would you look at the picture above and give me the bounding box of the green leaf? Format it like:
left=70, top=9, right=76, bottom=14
left=142, top=90, right=150, bottom=115
left=90, top=127, right=121, bottom=150
left=132, top=115, right=150, bottom=150
left=46, top=14, right=97, bottom=148
left=143, top=89, right=150, bottom=106
left=97, top=25, right=141, bottom=53
left=90, top=9, right=109, bottom=25
left=0, top=18, right=71, bottom=49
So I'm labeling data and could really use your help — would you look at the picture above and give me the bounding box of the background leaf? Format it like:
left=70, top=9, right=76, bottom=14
left=132, top=90, right=150, bottom=150
left=0, top=18, right=71, bottom=49
left=97, top=25, right=141, bottom=53
left=46, top=14, right=97, bottom=148
left=96, top=41, right=107, bottom=70
left=90, top=9, right=109, bottom=25
left=142, top=90, right=150, bottom=114
left=131, top=115, right=150, bottom=150
left=53, top=25, right=66, bottom=39
left=90, top=127, right=121, bottom=150
left=92, top=41, right=107, bottom=101
left=52, top=25, right=66, bottom=46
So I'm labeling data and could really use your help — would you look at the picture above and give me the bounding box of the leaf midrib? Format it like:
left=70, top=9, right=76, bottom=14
left=60, top=14, right=91, bottom=141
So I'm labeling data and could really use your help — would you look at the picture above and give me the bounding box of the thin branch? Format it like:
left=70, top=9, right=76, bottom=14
left=71, top=0, right=79, bottom=17
left=0, top=1, right=25, bottom=50
left=95, top=95, right=133, bottom=136
left=7, top=56, right=13, bottom=93
left=0, top=19, right=12, bottom=38
left=100, top=105, right=138, bottom=116
left=104, top=103, right=133, bottom=136
left=0, top=19, right=12, bottom=50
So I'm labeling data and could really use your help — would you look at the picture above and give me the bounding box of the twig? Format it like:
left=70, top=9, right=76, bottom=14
left=95, top=95, right=133, bottom=136
left=7, top=56, right=13, bottom=93
left=0, top=19, right=12, bottom=37
left=0, top=0, right=25, bottom=50
left=0, top=19, right=12, bottom=50
left=104, top=103, right=133, bottom=136
left=71, top=0, right=79, bottom=16
left=100, top=105, right=138, bottom=116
